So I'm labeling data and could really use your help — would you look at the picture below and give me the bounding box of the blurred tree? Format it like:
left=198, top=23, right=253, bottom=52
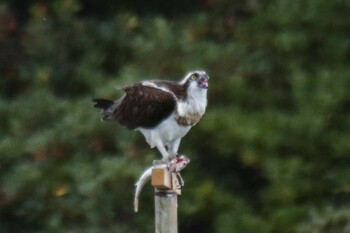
left=1, top=0, right=350, bottom=232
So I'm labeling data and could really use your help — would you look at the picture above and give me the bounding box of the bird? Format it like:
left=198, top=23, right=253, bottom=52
left=93, top=71, right=209, bottom=163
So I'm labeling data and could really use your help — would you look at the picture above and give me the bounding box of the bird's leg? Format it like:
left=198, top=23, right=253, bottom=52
left=153, top=142, right=171, bottom=165
left=167, top=138, right=182, bottom=159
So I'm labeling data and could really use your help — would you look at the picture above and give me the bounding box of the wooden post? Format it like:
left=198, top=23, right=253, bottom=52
left=154, top=189, right=178, bottom=233
left=152, top=167, right=180, bottom=233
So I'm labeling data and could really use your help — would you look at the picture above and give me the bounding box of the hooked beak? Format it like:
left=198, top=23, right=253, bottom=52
left=198, top=75, right=209, bottom=89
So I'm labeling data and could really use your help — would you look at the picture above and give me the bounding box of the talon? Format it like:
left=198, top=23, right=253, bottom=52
left=152, top=160, right=166, bottom=166
left=168, top=154, right=177, bottom=160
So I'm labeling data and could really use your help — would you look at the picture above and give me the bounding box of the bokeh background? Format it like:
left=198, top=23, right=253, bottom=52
left=1, top=0, right=350, bottom=232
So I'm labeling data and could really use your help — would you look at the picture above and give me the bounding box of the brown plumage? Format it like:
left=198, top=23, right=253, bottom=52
left=93, top=80, right=191, bottom=129
left=93, top=71, right=209, bottom=162
left=114, top=83, right=177, bottom=129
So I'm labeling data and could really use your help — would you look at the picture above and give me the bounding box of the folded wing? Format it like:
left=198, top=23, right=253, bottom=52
left=113, top=83, right=177, bottom=129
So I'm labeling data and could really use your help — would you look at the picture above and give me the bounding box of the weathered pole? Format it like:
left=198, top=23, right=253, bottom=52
left=154, top=189, right=178, bottom=233
left=135, top=157, right=189, bottom=232
left=152, top=167, right=182, bottom=233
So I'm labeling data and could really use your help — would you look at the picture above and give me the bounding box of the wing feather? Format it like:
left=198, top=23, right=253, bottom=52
left=112, top=83, right=177, bottom=129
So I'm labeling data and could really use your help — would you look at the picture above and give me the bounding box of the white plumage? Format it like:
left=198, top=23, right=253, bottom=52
left=138, top=72, right=208, bottom=162
left=93, top=70, right=209, bottom=163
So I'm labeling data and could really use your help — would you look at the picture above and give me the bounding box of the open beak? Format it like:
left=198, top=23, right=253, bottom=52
left=198, top=76, right=209, bottom=89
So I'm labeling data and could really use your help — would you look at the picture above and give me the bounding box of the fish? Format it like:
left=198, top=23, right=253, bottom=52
left=133, top=156, right=190, bottom=212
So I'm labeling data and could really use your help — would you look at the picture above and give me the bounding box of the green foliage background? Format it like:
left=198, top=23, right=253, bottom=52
left=1, top=0, right=350, bottom=232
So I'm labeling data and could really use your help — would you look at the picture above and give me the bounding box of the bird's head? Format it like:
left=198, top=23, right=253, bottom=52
left=180, top=71, right=209, bottom=90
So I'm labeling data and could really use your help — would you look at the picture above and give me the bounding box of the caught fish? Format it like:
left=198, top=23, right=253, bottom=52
left=134, top=166, right=153, bottom=213
left=133, top=156, right=190, bottom=212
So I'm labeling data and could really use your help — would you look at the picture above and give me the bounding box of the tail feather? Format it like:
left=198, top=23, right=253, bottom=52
left=93, top=98, right=114, bottom=109
left=92, top=98, right=114, bottom=120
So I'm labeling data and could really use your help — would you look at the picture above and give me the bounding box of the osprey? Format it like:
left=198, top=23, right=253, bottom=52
left=93, top=71, right=209, bottom=163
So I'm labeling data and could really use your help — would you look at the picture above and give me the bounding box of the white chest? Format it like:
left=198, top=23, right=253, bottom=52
left=137, top=114, right=191, bottom=148
left=177, top=88, right=207, bottom=117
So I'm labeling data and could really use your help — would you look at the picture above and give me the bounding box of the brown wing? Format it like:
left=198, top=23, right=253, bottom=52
left=112, top=83, right=177, bottom=129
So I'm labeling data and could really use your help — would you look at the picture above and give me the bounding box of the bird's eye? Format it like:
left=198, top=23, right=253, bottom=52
left=190, top=74, right=197, bottom=80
